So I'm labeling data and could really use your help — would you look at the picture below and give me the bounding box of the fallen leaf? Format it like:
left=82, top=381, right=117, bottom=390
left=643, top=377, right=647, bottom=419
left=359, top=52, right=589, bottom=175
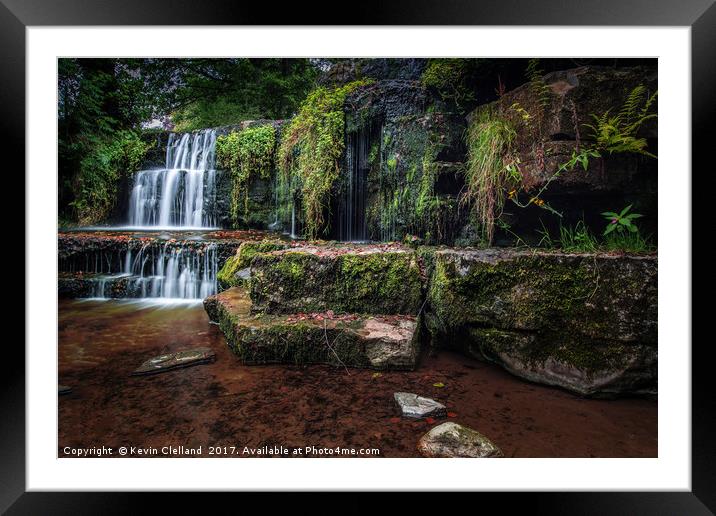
left=372, top=372, right=383, bottom=379
left=425, top=417, right=436, bottom=424
left=433, top=382, right=445, bottom=388
left=447, top=412, right=458, bottom=418
left=389, top=417, right=401, bottom=424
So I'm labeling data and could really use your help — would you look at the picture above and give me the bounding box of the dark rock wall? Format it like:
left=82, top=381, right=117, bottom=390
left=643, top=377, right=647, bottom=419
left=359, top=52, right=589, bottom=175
left=128, top=64, right=657, bottom=245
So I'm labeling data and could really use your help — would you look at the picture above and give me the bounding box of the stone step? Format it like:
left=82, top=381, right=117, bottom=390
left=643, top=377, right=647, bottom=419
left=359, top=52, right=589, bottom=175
left=59, top=272, right=143, bottom=298
left=248, top=243, right=424, bottom=315
left=204, top=287, right=419, bottom=370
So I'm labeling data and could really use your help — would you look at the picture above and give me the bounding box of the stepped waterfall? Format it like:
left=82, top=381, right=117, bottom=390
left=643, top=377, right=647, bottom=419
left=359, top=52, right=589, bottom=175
left=89, top=243, right=218, bottom=301
left=63, top=129, right=222, bottom=301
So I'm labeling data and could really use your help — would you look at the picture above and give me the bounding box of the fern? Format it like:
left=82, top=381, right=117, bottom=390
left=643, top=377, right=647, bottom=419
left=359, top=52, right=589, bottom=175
left=585, top=85, right=658, bottom=158
left=526, top=58, right=551, bottom=111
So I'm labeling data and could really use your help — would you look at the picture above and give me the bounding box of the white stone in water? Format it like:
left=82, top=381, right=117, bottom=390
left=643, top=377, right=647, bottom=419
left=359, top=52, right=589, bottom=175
left=394, top=392, right=447, bottom=419
left=418, top=422, right=503, bottom=458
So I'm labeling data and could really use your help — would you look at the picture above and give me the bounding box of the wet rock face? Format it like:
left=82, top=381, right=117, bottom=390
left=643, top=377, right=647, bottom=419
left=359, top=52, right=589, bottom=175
left=345, top=80, right=468, bottom=244
left=204, top=287, right=419, bottom=370
left=425, top=249, right=658, bottom=396
left=320, top=58, right=428, bottom=85
left=468, top=66, right=658, bottom=147
left=394, top=392, right=447, bottom=419
left=249, top=245, right=424, bottom=315
left=418, top=422, right=503, bottom=458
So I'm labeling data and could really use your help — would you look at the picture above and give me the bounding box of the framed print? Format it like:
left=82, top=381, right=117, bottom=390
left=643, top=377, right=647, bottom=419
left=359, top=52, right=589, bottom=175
left=5, top=0, right=714, bottom=512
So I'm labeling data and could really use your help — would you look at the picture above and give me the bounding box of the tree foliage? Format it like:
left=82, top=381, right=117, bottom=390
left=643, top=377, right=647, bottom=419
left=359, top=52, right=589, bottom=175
left=59, top=58, right=320, bottom=223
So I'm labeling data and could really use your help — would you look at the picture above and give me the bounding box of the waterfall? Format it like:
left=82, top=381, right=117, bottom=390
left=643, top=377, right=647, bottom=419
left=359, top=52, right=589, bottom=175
left=128, top=129, right=217, bottom=228
left=340, top=128, right=369, bottom=242
left=64, top=243, right=218, bottom=301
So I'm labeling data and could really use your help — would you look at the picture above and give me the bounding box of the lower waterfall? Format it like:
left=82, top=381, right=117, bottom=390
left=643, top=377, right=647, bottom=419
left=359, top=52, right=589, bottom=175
left=65, top=242, right=218, bottom=301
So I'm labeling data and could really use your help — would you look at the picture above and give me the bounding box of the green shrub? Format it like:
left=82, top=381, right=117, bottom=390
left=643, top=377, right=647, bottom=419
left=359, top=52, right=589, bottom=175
left=71, top=131, right=152, bottom=225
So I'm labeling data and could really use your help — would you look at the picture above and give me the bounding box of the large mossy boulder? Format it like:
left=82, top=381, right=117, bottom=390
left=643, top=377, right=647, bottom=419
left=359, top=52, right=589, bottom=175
left=425, top=249, right=657, bottom=396
left=204, top=287, right=419, bottom=370
left=249, top=245, right=424, bottom=315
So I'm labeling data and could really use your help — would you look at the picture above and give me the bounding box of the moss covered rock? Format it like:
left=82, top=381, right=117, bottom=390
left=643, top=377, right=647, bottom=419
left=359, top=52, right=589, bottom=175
left=425, top=249, right=657, bottom=395
left=217, top=240, right=289, bottom=290
left=204, top=287, right=419, bottom=370
left=249, top=245, right=424, bottom=315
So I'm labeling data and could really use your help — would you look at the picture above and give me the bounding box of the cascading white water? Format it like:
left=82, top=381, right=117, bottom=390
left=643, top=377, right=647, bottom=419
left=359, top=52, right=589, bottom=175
left=85, top=243, right=218, bottom=301
left=129, top=129, right=218, bottom=228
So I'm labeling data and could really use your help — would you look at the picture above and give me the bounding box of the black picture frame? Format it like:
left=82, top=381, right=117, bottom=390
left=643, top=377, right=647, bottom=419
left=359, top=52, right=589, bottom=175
left=4, top=0, right=713, bottom=512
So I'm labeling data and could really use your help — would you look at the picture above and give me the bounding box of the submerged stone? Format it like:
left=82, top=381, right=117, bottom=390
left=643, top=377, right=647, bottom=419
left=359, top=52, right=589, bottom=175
left=58, top=385, right=72, bottom=395
left=204, top=287, right=419, bottom=370
left=394, top=392, right=447, bottom=419
left=249, top=244, right=423, bottom=315
left=131, top=347, right=216, bottom=376
left=425, top=249, right=657, bottom=396
left=417, top=422, right=503, bottom=458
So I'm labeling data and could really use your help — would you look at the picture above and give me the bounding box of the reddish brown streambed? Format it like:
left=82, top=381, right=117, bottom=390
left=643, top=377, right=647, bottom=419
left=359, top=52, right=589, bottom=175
left=58, top=299, right=657, bottom=458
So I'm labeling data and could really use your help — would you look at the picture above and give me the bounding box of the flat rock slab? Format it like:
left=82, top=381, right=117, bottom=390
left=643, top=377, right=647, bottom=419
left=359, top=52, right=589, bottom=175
left=58, top=385, right=72, bottom=395
left=131, top=347, right=216, bottom=376
left=418, top=422, right=503, bottom=458
left=394, top=392, right=447, bottom=419
left=204, top=287, right=419, bottom=370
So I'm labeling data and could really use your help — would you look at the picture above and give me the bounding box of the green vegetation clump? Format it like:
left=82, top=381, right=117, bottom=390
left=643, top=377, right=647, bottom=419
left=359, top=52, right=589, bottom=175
left=278, top=80, right=372, bottom=239
left=462, top=111, right=519, bottom=244
left=216, top=125, right=277, bottom=227
left=71, top=131, right=153, bottom=225
left=421, top=59, right=476, bottom=112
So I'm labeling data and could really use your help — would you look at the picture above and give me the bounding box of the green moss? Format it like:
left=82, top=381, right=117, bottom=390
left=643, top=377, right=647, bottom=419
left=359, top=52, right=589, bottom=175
left=216, top=240, right=288, bottom=289
left=277, top=80, right=373, bottom=239
left=216, top=124, right=277, bottom=227
left=336, top=253, right=422, bottom=313
left=428, top=252, right=604, bottom=336
left=250, top=250, right=423, bottom=315
left=468, top=326, right=635, bottom=377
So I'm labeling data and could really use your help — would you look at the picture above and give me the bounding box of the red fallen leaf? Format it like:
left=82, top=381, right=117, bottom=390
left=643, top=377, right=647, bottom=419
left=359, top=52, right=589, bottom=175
left=425, top=417, right=436, bottom=424
left=389, top=417, right=401, bottom=424
left=447, top=412, right=458, bottom=418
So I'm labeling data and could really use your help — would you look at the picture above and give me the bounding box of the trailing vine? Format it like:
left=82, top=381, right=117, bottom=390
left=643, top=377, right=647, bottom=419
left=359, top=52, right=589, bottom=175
left=278, top=80, right=372, bottom=239
left=216, top=124, right=277, bottom=227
